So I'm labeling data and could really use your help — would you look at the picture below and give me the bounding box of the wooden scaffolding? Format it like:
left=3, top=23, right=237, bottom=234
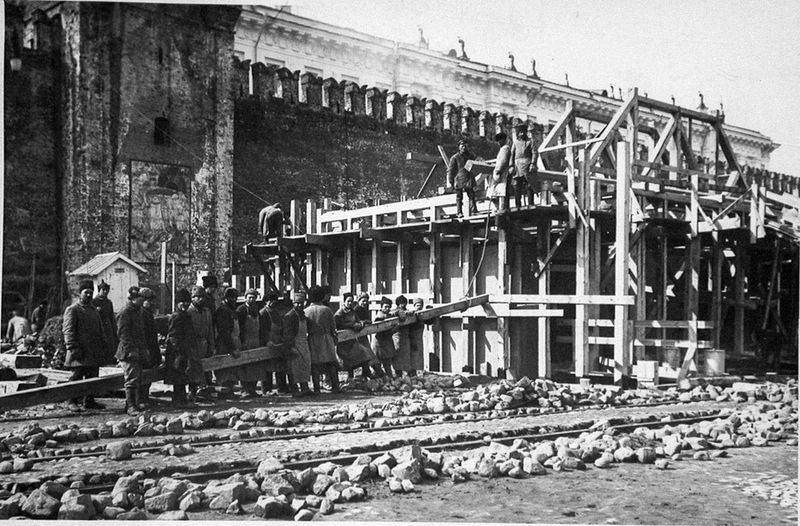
left=240, top=89, right=799, bottom=384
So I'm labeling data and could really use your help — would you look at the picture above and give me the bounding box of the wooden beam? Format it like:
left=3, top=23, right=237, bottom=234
left=641, top=115, right=677, bottom=179
left=533, top=227, right=574, bottom=279
left=614, top=140, right=632, bottom=384
left=678, top=172, right=701, bottom=382
left=638, top=96, right=721, bottom=124
left=575, top=149, right=591, bottom=377
left=441, top=306, right=564, bottom=318
left=714, top=121, right=745, bottom=185
left=495, top=294, right=635, bottom=305
left=336, top=294, right=490, bottom=342
left=536, top=219, right=551, bottom=377
left=588, top=91, right=637, bottom=168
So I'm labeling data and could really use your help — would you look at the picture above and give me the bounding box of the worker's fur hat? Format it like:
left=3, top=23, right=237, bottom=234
left=395, top=294, right=408, bottom=306
left=175, top=288, right=192, bottom=304
left=97, top=280, right=111, bottom=291
left=78, top=280, right=94, bottom=293
left=308, top=285, right=324, bottom=303
left=244, top=288, right=259, bottom=298
left=139, top=287, right=155, bottom=300
left=223, top=287, right=239, bottom=299
left=514, top=123, right=528, bottom=132
left=357, top=292, right=370, bottom=301
left=190, top=285, right=206, bottom=298
left=128, top=286, right=140, bottom=300
left=201, top=275, right=218, bottom=289
left=292, top=290, right=307, bottom=303
left=495, top=132, right=507, bottom=143
left=265, top=291, right=279, bottom=302
left=380, top=296, right=393, bottom=306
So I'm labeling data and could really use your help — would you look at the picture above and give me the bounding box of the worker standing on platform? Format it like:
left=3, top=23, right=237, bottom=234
left=214, top=287, right=241, bottom=398
left=139, top=288, right=160, bottom=409
left=489, top=132, right=511, bottom=213
left=283, top=290, right=313, bottom=396
left=334, top=292, right=375, bottom=380
left=447, top=139, right=477, bottom=218
left=62, top=280, right=109, bottom=412
left=187, top=286, right=214, bottom=401
left=510, top=124, right=538, bottom=208
left=116, top=287, right=148, bottom=416
left=259, top=202, right=292, bottom=241
left=165, top=289, right=196, bottom=408
left=305, top=285, right=340, bottom=393
left=93, top=281, right=117, bottom=360
left=237, top=288, right=268, bottom=397
left=372, top=296, right=397, bottom=377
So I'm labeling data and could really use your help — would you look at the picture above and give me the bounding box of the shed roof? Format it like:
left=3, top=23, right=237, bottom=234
left=69, top=251, right=148, bottom=276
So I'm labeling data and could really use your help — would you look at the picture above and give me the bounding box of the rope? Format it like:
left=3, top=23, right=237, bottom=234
left=465, top=211, right=493, bottom=297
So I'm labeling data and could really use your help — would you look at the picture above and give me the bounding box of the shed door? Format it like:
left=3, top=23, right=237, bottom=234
left=108, top=266, right=128, bottom=313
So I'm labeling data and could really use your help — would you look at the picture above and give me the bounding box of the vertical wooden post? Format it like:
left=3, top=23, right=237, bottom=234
left=428, top=209, right=441, bottom=371
left=536, top=220, right=551, bottom=378
left=734, top=234, right=746, bottom=356
left=633, top=228, right=647, bottom=361
left=160, top=242, right=167, bottom=313
left=305, top=200, right=316, bottom=286
left=613, top=141, right=632, bottom=384
left=497, top=222, right=511, bottom=378
left=711, top=235, right=723, bottom=348
left=462, top=224, right=474, bottom=370
left=171, top=260, right=176, bottom=313
left=315, top=203, right=325, bottom=288
left=679, top=172, right=701, bottom=381
left=344, top=238, right=355, bottom=294
left=574, top=149, right=590, bottom=377
left=660, top=236, right=669, bottom=344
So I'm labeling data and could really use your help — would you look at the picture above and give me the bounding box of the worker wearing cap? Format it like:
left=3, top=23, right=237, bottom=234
left=187, top=285, right=215, bottom=400
left=116, top=286, right=149, bottom=415
left=93, top=280, right=117, bottom=359
left=283, top=290, right=312, bottom=396
left=489, top=132, right=511, bottom=213
left=139, top=287, right=160, bottom=408
left=447, top=139, right=478, bottom=218
left=236, top=288, right=268, bottom=397
left=305, top=285, right=340, bottom=393
left=372, top=296, right=397, bottom=377
left=510, top=123, right=538, bottom=208
left=165, top=288, right=197, bottom=407
left=62, top=280, right=109, bottom=412
left=259, top=290, right=288, bottom=394
left=214, top=287, right=241, bottom=398
left=334, top=292, right=375, bottom=380
left=392, top=295, right=412, bottom=376
left=408, top=298, right=428, bottom=376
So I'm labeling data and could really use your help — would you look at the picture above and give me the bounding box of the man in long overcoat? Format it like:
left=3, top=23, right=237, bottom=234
left=62, top=280, right=109, bottom=412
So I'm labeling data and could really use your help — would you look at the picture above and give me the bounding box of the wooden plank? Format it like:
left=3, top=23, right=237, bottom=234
left=633, top=320, right=715, bottom=329
left=538, top=137, right=602, bottom=154
left=640, top=115, right=677, bottom=178
left=638, top=96, right=721, bottom=124
left=494, top=294, right=635, bottom=305
left=588, top=336, right=616, bottom=345
left=575, top=149, right=591, bottom=377
left=714, top=121, right=745, bottom=185
left=536, top=220, right=551, bottom=377
left=678, top=172, right=701, bottom=382
left=532, top=228, right=574, bottom=279
left=441, top=306, right=564, bottom=318
left=635, top=339, right=714, bottom=348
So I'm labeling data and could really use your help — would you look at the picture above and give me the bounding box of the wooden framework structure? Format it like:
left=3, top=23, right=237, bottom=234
left=239, top=90, right=799, bottom=384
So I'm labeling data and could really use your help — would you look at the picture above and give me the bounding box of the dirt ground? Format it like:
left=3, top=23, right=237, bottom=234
left=192, top=443, right=797, bottom=524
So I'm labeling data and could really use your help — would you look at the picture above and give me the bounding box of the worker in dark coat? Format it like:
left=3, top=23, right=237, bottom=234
left=305, top=285, right=340, bottom=393
left=259, top=202, right=291, bottom=241
left=372, top=296, right=397, bottom=377
left=186, top=286, right=215, bottom=400
left=165, top=288, right=196, bottom=407
left=214, top=287, right=241, bottom=398
left=283, top=290, right=312, bottom=396
left=447, top=139, right=477, bottom=218
left=116, top=286, right=149, bottom=416
left=93, top=280, right=117, bottom=361
left=62, top=280, right=109, bottom=412
left=334, top=292, right=374, bottom=379
left=510, top=124, right=538, bottom=208
left=139, top=288, right=161, bottom=408
left=237, top=288, right=269, bottom=397
left=259, top=291, right=288, bottom=394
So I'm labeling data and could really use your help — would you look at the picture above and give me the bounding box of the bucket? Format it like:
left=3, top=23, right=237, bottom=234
left=699, top=349, right=726, bottom=376
left=661, top=347, right=681, bottom=369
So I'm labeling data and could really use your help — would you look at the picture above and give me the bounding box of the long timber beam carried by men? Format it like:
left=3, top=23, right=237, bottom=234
left=0, top=1, right=797, bottom=523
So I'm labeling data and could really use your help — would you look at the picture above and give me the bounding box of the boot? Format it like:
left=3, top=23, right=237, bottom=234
left=125, top=388, right=140, bottom=416
left=83, top=396, right=106, bottom=410
left=138, top=386, right=150, bottom=410
left=261, top=375, right=274, bottom=396
left=328, top=365, right=341, bottom=393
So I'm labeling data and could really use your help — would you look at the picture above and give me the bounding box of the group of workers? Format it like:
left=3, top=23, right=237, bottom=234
left=58, top=277, right=429, bottom=415
left=446, top=124, right=543, bottom=218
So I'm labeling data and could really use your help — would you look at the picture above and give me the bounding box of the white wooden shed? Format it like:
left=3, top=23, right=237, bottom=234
left=69, top=252, right=148, bottom=312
